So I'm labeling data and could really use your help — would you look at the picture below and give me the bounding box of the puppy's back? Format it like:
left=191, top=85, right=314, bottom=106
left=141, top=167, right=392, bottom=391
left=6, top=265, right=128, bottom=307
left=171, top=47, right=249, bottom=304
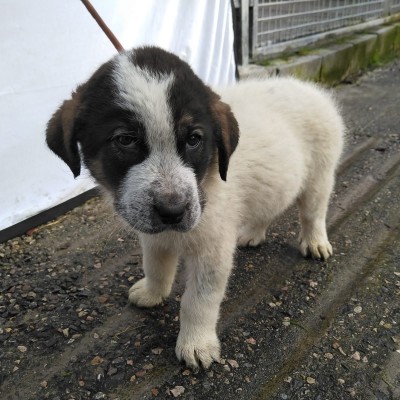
left=218, top=77, right=344, bottom=169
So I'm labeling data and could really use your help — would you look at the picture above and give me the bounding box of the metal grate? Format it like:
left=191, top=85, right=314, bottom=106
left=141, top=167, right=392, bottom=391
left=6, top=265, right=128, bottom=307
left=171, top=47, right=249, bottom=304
left=252, top=0, right=400, bottom=58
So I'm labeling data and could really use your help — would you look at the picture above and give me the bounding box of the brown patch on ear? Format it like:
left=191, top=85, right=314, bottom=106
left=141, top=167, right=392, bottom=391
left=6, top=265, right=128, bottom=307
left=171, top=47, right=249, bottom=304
left=46, top=85, right=85, bottom=178
left=209, top=91, right=240, bottom=181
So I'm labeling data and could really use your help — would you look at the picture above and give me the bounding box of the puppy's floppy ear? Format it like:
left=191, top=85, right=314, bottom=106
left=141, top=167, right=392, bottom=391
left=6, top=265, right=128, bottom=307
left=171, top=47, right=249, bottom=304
left=46, top=86, right=85, bottom=178
left=210, top=91, right=240, bottom=181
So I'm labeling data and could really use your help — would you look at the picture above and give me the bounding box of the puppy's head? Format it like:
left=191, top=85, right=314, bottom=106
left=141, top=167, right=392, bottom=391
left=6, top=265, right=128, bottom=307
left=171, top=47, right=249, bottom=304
left=46, top=46, right=239, bottom=234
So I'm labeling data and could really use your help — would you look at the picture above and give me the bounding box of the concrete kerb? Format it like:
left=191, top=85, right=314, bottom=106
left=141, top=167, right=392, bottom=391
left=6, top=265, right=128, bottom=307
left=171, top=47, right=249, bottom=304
left=239, top=22, right=400, bottom=85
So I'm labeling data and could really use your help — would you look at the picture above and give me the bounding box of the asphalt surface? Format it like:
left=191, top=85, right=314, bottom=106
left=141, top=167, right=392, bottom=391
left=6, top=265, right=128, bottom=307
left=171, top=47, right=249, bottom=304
left=0, top=59, right=399, bottom=400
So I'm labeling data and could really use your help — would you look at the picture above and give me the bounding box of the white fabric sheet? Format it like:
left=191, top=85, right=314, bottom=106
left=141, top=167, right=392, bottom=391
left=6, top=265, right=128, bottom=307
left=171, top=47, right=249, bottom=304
left=0, top=0, right=235, bottom=231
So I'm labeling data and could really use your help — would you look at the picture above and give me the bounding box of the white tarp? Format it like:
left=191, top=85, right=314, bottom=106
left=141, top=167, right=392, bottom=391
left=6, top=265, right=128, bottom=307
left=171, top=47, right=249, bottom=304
left=0, top=0, right=235, bottom=231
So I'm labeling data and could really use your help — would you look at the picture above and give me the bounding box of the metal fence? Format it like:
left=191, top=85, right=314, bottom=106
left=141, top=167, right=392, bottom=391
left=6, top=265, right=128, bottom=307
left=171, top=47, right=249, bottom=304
left=246, top=0, right=400, bottom=61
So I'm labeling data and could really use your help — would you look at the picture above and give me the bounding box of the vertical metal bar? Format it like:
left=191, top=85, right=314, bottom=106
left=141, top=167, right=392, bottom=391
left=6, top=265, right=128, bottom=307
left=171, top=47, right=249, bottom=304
left=241, top=0, right=250, bottom=65
left=252, top=0, right=259, bottom=61
left=383, top=0, right=392, bottom=16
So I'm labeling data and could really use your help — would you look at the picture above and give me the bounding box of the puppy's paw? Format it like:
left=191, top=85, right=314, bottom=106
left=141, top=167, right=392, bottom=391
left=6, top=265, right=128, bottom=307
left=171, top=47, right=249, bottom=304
left=299, top=236, right=333, bottom=260
left=237, top=227, right=266, bottom=247
left=175, top=330, right=221, bottom=370
left=128, top=278, right=164, bottom=308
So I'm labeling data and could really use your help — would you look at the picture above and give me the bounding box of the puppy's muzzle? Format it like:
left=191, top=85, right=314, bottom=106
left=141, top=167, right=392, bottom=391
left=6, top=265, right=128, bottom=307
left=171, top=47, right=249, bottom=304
left=154, top=198, right=188, bottom=225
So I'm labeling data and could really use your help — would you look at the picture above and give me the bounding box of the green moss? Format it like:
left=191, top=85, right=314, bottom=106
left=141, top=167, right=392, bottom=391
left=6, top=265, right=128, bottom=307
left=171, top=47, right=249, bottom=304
left=253, top=22, right=400, bottom=84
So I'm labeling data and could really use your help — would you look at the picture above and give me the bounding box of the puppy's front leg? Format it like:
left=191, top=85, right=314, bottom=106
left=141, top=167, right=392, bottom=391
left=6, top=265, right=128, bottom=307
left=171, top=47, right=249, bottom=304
left=129, top=239, right=178, bottom=308
left=175, top=242, right=235, bottom=369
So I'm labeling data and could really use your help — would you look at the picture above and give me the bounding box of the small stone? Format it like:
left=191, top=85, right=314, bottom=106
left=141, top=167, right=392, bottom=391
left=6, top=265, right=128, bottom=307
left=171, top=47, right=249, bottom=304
left=151, top=388, right=159, bottom=396
left=306, top=377, right=316, bottom=384
left=284, top=376, right=292, bottom=383
left=126, top=359, right=134, bottom=366
left=143, top=363, right=154, bottom=371
left=40, top=381, right=48, bottom=388
left=182, top=369, right=191, bottom=376
left=170, top=386, right=185, bottom=397
left=245, top=337, right=256, bottom=345
left=90, top=356, right=104, bottom=366
left=93, top=393, right=106, bottom=400
left=333, top=342, right=341, bottom=349
left=324, top=352, right=334, bottom=359
left=112, top=357, right=125, bottom=365
left=17, top=346, right=27, bottom=353
left=338, top=346, right=347, bottom=356
left=338, top=378, right=345, bottom=384
left=351, top=351, right=361, bottom=361
left=98, top=295, right=109, bottom=304
left=151, top=347, right=163, bottom=355
left=107, top=367, right=118, bottom=376
left=130, top=375, right=137, bottom=382
left=354, top=306, right=362, bottom=314
left=78, top=380, right=85, bottom=387
left=62, top=328, right=69, bottom=337
left=228, top=359, right=239, bottom=368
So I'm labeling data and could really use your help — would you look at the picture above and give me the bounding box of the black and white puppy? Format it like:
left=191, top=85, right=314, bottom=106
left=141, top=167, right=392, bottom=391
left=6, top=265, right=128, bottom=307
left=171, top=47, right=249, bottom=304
left=46, top=46, right=344, bottom=369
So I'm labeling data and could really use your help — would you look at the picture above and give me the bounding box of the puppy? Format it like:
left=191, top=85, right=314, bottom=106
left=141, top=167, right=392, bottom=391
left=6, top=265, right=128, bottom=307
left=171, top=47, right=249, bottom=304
left=46, top=46, right=344, bottom=369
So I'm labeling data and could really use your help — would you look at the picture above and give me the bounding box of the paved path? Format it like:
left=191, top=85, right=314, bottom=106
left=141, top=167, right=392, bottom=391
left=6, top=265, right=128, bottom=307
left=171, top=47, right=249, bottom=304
left=0, top=60, right=399, bottom=400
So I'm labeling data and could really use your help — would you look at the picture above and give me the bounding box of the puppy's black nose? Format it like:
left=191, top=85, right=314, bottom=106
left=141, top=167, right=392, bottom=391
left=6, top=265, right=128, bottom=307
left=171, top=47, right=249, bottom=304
left=154, top=201, right=186, bottom=225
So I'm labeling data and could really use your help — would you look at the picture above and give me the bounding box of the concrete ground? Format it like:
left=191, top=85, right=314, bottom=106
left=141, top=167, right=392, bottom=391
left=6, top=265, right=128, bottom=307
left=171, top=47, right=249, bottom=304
left=0, top=59, right=399, bottom=400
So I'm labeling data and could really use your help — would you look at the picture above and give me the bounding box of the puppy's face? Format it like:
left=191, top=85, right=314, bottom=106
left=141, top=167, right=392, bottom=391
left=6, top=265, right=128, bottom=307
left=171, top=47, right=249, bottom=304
left=46, top=47, right=239, bottom=234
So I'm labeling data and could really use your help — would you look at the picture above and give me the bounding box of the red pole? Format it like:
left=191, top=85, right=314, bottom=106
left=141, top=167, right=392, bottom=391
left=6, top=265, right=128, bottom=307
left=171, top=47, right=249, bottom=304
left=80, top=0, right=125, bottom=53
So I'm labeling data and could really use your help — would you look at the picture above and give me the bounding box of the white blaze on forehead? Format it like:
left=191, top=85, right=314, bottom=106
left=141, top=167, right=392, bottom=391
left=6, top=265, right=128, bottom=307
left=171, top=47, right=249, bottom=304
left=113, top=53, right=175, bottom=151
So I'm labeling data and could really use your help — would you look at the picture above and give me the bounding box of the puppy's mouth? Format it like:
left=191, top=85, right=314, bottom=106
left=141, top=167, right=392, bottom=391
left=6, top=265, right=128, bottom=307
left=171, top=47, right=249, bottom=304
left=115, top=198, right=202, bottom=235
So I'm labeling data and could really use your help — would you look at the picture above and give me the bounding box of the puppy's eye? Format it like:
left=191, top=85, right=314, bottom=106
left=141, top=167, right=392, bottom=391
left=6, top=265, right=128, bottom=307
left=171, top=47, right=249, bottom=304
left=116, top=135, right=136, bottom=147
left=110, top=129, right=138, bottom=150
left=186, top=130, right=202, bottom=149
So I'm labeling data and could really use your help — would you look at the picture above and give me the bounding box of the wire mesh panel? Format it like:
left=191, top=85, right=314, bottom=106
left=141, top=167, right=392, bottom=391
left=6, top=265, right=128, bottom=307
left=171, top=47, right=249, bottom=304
left=391, top=0, right=400, bottom=13
left=252, top=0, right=400, bottom=58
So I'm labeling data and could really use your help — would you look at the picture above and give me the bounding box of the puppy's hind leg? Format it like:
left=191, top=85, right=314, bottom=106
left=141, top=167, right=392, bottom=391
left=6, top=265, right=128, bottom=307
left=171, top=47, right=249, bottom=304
left=129, top=240, right=178, bottom=308
left=297, top=173, right=335, bottom=260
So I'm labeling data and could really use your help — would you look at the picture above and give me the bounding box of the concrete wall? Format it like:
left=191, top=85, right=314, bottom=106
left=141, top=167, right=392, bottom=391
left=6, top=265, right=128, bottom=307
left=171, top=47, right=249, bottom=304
left=240, top=22, right=400, bottom=85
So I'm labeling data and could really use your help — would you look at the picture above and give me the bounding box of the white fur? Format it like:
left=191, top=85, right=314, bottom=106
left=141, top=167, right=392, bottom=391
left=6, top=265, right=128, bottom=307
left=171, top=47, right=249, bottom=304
left=128, top=77, right=344, bottom=369
left=113, top=54, right=175, bottom=149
